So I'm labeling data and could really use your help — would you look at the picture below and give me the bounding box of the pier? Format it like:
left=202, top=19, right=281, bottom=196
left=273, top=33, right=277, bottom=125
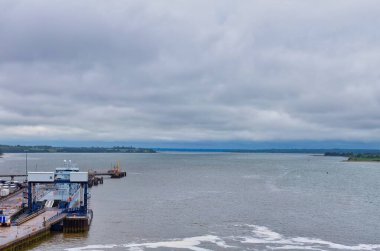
left=0, top=171, right=89, bottom=250
left=0, top=189, right=62, bottom=250
left=0, top=162, right=126, bottom=250
left=88, top=163, right=127, bottom=187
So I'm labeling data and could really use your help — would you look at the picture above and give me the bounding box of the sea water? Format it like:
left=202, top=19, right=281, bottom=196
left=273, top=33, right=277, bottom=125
left=0, top=152, right=379, bottom=251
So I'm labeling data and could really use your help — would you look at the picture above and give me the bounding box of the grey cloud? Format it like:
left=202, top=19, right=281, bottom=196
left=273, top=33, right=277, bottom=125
left=0, top=0, right=380, bottom=142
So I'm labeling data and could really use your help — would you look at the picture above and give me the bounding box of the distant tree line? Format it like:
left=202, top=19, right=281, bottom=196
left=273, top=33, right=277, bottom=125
left=325, top=151, right=380, bottom=161
left=325, top=150, right=380, bottom=156
left=324, top=152, right=354, bottom=157
left=0, top=145, right=156, bottom=153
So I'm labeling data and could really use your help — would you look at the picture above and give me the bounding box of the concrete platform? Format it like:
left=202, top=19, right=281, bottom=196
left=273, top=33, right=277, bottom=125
left=0, top=210, right=58, bottom=247
left=0, top=189, right=64, bottom=250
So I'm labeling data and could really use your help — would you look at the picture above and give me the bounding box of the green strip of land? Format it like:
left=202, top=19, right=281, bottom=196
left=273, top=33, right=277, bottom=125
left=347, top=156, right=380, bottom=162
left=325, top=151, right=380, bottom=162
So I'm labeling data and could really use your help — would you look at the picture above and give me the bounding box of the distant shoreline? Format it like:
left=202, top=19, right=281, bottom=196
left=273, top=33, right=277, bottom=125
left=2, top=146, right=380, bottom=160
left=0, top=145, right=156, bottom=154
left=325, top=151, right=380, bottom=163
left=155, top=148, right=348, bottom=154
left=346, top=158, right=380, bottom=162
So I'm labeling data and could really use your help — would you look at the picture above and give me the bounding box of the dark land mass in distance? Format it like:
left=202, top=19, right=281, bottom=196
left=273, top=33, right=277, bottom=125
left=324, top=151, right=380, bottom=162
left=0, top=144, right=156, bottom=154
left=2, top=146, right=380, bottom=162
left=161, top=148, right=380, bottom=162
left=155, top=148, right=380, bottom=154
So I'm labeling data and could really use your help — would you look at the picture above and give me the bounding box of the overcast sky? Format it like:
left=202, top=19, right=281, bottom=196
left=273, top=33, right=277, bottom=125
left=0, top=0, right=380, bottom=147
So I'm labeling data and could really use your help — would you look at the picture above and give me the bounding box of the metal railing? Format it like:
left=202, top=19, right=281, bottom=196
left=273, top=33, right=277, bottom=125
left=13, top=208, right=46, bottom=226
left=45, top=211, right=67, bottom=225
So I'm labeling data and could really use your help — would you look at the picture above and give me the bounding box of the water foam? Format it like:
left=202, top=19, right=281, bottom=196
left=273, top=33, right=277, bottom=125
left=66, top=235, right=232, bottom=251
left=66, top=225, right=380, bottom=251
left=122, top=235, right=232, bottom=251
left=237, top=225, right=380, bottom=250
left=66, top=244, right=117, bottom=251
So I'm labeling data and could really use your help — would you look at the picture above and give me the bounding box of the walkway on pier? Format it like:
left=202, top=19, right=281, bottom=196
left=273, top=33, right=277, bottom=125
left=0, top=188, right=65, bottom=249
left=0, top=210, right=60, bottom=248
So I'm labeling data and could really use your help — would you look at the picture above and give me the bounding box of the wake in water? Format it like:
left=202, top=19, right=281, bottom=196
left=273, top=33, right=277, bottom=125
left=236, top=225, right=380, bottom=251
left=66, top=224, right=380, bottom=251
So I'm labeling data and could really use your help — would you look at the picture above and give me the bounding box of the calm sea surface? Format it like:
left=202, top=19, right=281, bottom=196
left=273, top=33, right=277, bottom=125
left=0, top=152, right=379, bottom=251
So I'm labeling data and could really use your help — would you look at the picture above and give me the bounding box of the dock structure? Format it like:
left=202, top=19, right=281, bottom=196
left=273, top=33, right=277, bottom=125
left=0, top=170, right=92, bottom=250
left=0, top=190, right=62, bottom=250
left=88, top=163, right=127, bottom=187
left=89, top=163, right=127, bottom=178
left=90, top=170, right=127, bottom=178
left=0, top=161, right=126, bottom=250
left=0, top=208, right=64, bottom=250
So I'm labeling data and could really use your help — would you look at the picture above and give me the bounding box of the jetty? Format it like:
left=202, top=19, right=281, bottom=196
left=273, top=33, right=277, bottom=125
left=0, top=162, right=126, bottom=250
left=88, top=163, right=127, bottom=187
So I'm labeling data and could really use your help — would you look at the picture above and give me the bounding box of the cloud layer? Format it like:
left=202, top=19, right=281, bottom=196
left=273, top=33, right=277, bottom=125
left=1, top=0, right=380, bottom=143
